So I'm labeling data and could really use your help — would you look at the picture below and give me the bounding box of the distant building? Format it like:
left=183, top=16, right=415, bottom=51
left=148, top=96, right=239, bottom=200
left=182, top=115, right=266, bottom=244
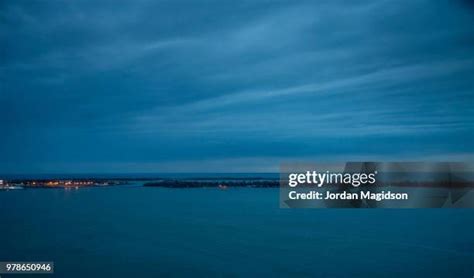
left=0, top=180, right=3, bottom=185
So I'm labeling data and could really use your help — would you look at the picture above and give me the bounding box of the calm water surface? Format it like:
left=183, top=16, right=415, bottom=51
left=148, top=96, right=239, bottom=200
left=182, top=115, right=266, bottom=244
left=1, top=184, right=473, bottom=277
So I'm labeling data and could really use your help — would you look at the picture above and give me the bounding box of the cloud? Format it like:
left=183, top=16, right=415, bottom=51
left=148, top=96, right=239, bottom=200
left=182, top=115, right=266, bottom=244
left=1, top=0, right=473, bottom=173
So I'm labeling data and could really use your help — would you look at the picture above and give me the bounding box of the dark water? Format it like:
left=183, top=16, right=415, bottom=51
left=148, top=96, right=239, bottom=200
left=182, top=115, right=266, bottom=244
left=1, top=184, right=473, bottom=277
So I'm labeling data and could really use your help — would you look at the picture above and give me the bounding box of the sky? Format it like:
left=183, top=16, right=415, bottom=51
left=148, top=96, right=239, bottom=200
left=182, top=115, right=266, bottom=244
left=1, top=0, right=474, bottom=173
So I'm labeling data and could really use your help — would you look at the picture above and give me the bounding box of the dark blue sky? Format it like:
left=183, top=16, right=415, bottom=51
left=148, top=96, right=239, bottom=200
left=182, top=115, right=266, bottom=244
left=1, top=0, right=473, bottom=173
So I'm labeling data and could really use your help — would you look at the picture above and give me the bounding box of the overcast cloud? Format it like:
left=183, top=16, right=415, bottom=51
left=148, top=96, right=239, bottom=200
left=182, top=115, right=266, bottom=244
left=1, top=0, right=473, bottom=173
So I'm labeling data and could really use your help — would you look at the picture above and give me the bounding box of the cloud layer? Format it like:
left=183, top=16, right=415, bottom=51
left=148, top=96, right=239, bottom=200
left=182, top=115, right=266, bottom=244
left=1, top=0, right=474, bottom=173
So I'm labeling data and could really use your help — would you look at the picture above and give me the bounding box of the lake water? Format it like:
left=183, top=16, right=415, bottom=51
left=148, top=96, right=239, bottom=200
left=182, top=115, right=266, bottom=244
left=1, top=183, right=473, bottom=277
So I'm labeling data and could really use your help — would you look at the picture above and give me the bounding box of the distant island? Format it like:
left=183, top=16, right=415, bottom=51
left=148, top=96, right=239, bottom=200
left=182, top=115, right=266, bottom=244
left=1, top=176, right=472, bottom=190
left=0, top=177, right=281, bottom=190
left=144, top=179, right=280, bottom=188
left=0, top=178, right=127, bottom=189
